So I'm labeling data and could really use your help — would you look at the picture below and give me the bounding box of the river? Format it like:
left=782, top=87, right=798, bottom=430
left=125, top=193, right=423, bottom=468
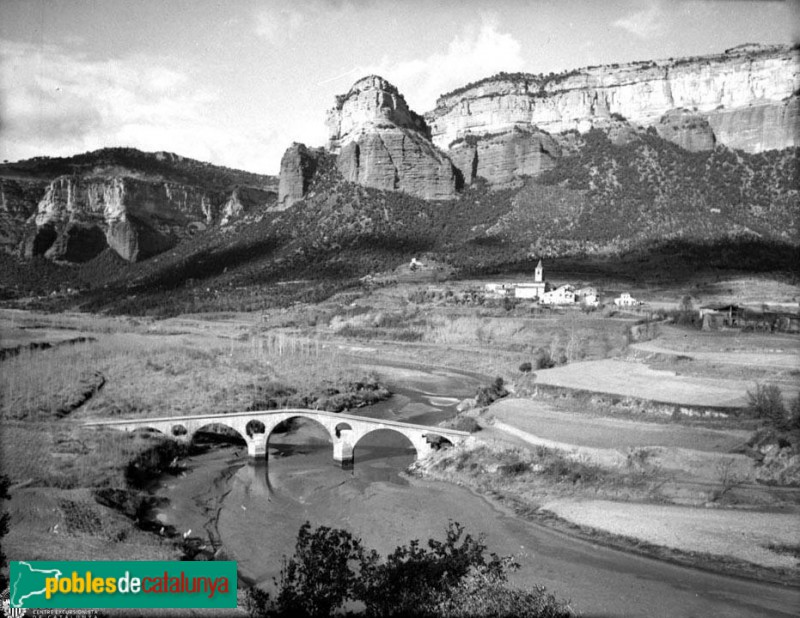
left=152, top=363, right=800, bottom=617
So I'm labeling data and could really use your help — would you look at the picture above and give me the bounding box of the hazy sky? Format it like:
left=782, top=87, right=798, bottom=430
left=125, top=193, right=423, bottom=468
left=1, top=0, right=797, bottom=174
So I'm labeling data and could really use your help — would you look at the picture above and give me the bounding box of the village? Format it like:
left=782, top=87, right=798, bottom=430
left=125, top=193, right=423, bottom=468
left=388, top=257, right=800, bottom=333
left=483, top=260, right=638, bottom=309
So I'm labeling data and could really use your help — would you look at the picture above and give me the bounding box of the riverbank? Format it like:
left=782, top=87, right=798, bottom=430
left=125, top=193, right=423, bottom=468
left=157, top=431, right=800, bottom=618
left=410, top=431, right=800, bottom=588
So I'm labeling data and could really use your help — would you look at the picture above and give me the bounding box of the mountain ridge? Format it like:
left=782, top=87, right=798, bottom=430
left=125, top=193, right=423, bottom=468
left=1, top=46, right=798, bottom=314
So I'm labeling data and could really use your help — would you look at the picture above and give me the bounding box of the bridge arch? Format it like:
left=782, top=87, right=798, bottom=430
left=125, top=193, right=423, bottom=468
left=190, top=421, right=247, bottom=447
left=131, top=426, right=167, bottom=438
left=266, top=414, right=335, bottom=446
left=335, top=422, right=352, bottom=438
left=353, top=427, right=421, bottom=461
left=246, top=419, right=266, bottom=438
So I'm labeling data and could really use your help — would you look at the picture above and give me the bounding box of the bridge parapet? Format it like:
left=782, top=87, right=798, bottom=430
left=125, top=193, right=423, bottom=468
left=84, top=409, right=470, bottom=467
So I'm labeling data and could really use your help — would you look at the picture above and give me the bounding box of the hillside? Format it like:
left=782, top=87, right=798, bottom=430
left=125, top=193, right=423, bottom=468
left=0, top=147, right=278, bottom=262
left=1, top=131, right=797, bottom=316
left=490, top=129, right=799, bottom=253
left=0, top=147, right=276, bottom=191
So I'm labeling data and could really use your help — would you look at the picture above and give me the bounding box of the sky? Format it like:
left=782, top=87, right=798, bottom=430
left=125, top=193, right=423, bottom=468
left=1, top=0, right=798, bottom=175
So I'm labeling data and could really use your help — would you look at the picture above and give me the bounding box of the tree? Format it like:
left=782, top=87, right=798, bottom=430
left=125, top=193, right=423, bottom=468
left=475, top=377, right=508, bottom=408
left=747, top=383, right=788, bottom=430
left=245, top=521, right=573, bottom=618
left=359, top=521, right=506, bottom=617
left=267, top=522, right=367, bottom=618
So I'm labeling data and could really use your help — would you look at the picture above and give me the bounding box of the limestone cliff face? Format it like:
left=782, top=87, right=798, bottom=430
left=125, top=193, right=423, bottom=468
left=448, top=128, right=561, bottom=188
left=277, top=143, right=322, bottom=209
left=0, top=177, right=49, bottom=255
left=26, top=175, right=271, bottom=262
left=655, top=109, right=716, bottom=151
left=427, top=45, right=799, bottom=155
left=327, top=76, right=457, bottom=200
left=327, top=75, right=430, bottom=149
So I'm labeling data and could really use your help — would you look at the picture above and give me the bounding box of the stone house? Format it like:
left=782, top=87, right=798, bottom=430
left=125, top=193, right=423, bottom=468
left=540, top=284, right=575, bottom=305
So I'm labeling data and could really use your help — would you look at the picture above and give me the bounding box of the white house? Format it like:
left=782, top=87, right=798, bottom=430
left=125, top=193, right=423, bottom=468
left=485, top=283, right=512, bottom=298
left=514, top=283, right=545, bottom=299
left=540, top=284, right=575, bottom=305
left=614, top=292, right=638, bottom=307
left=581, top=294, right=600, bottom=307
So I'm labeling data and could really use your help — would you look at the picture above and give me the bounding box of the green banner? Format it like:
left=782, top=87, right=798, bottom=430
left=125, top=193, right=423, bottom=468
left=9, top=561, right=237, bottom=609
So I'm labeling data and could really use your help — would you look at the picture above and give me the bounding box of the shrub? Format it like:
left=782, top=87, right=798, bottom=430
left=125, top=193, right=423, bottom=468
left=519, top=362, right=532, bottom=373
left=245, top=521, right=572, bottom=618
left=533, top=348, right=555, bottom=369
left=498, top=460, right=530, bottom=477
left=747, top=383, right=788, bottom=430
left=475, top=377, right=508, bottom=408
left=448, top=415, right=481, bottom=433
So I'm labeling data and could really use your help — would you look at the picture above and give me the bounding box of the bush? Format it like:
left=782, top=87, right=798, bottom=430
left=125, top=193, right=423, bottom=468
left=533, top=348, right=555, bottom=369
left=475, top=377, right=509, bottom=408
left=747, top=383, right=789, bottom=430
left=519, top=362, right=532, bottom=373
left=448, top=415, right=481, bottom=433
left=245, top=521, right=573, bottom=618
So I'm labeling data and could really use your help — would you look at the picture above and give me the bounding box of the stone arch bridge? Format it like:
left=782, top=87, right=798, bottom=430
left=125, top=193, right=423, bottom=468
left=84, top=409, right=472, bottom=467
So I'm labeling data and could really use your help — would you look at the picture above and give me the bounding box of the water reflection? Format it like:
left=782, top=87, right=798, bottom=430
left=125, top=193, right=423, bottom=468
left=264, top=423, right=416, bottom=488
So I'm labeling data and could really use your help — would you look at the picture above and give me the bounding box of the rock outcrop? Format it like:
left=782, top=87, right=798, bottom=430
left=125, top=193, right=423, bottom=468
left=25, top=175, right=274, bottom=262
left=277, top=143, right=322, bottom=209
left=1, top=177, right=50, bottom=255
left=427, top=44, right=799, bottom=155
left=448, top=128, right=561, bottom=188
left=655, top=109, right=716, bottom=151
left=327, top=76, right=457, bottom=200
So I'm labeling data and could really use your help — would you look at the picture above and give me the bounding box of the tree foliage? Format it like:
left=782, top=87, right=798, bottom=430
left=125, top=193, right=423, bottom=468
left=747, top=383, right=789, bottom=430
left=245, top=521, right=573, bottom=618
left=475, top=377, right=509, bottom=408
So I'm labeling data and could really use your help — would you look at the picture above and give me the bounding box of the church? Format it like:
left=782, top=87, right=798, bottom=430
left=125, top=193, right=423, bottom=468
left=514, top=260, right=546, bottom=300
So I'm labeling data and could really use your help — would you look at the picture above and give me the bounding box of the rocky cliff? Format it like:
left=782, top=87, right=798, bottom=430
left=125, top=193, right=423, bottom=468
left=27, top=175, right=218, bottom=262
left=1, top=148, right=278, bottom=263
left=277, top=143, right=323, bottom=209
left=326, top=76, right=457, bottom=200
left=448, top=127, right=561, bottom=188
left=428, top=44, right=799, bottom=158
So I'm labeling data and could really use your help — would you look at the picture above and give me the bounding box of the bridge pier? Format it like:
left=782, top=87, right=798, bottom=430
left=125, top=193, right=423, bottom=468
left=333, top=430, right=354, bottom=469
left=247, top=434, right=268, bottom=460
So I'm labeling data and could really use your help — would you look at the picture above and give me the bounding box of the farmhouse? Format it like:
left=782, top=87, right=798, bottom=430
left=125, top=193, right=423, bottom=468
left=541, top=284, right=575, bottom=305
left=614, top=292, right=639, bottom=307
left=699, top=304, right=744, bottom=329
